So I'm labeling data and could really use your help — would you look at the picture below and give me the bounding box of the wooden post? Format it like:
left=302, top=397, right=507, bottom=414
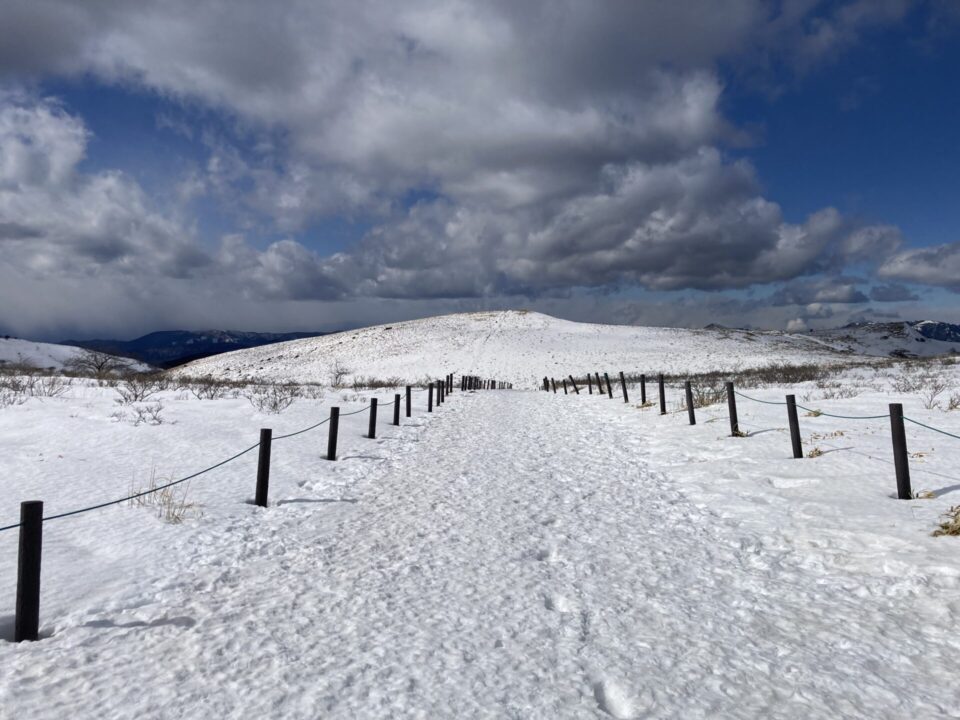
left=595, top=373, right=602, bottom=394
left=640, top=374, right=646, bottom=404
left=587, top=374, right=593, bottom=394
left=685, top=381, right=696, bottom=425
left=890, top=403, right=912, bottom=499
left=786, top=395, right=803, bottom=459
left=726, top=382, right=739, bottom=437
left=543, top=377, right=549, bottom=391
left=15, top=500, right=43, bottom=642
left=563, top=379, right=568, bottom=395
left=551, top=378, right=557, bottom=393
left=405, top=385, right=412, bottom=417
left=368, top=398, right=378, bottom=438
left=428, top=384, right=434, bottom=412
left=393, top=393, right=401, bottom=425
left=658, top=374, right=666, bottom=415
left=569, top=375, right=580, bottom=394
left=255, top=429, right=272, bottom=507
left=326, top=407, right=340, bottom=461
left=619, top=372, right=629, bottom=403
left=604, top=372, right=613, bottom=399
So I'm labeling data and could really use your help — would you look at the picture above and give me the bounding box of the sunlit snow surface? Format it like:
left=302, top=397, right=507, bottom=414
left=3, top=358, right=960, bottom=717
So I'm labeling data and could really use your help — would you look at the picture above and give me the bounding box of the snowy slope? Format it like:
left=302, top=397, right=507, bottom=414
left=2, top=370, right=960, bottom=717
left=0, top=337, right=105, bottom=371
left=811, top=320, right=960, bottom=358
left=175, top=311, right=854, bottom=387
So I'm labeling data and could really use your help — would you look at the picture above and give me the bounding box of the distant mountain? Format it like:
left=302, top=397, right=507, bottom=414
left=62, top=330, right=329, bottom=369
left=810, top=320, right=960, bottom=358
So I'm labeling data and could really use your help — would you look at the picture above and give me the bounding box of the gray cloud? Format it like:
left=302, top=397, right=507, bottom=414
left=770, top=277, right=869, bottom=306
left=869, top=283, right=920, bottom=302
left=0, top=1, right=945, bottom=337
left=878, top=242, right=960, bottom=291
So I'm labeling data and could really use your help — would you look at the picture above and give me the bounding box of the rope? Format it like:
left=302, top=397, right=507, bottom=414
left=0, top=399, right=391, bottom=533
left=794, top=405, right=890, bottom=421
left=904, top=417, right=960, bottom=441
left=0, top=441, right=261, bottom=533
left=735, top=390, right=888, bottom=420
left=734, top=391, right=787, bottom=406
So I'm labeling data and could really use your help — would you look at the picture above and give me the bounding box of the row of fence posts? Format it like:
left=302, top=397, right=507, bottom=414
left=546, top=372, right=916, bottom=503
left=13, top=370, right=479, bottom=643
left=461, top=376, right=513, bottom=390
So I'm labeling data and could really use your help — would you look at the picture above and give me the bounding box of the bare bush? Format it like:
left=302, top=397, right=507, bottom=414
left=183, top=375, right=240, bottom=400
left=65, top=349, right=133, bottom=378
left=330, top=359, right=350, bottom=388
left=351, top=375, right=405, bottom=390
left=948, top=393, right=960, bottom=411
left=28, top=375, right=71, bottom=398
left=132, top=402, right=166, bottom=426
left=921, top=378, right=949, bottom=410
left=245, top=383, right=300, bottom=413
left=115, top=376, right=162, bottom=404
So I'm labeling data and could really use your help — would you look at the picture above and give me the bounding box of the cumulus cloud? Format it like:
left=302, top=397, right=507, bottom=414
left=0, top=1, right=942, bottom=335
left=878, top=242, right=960, bottom=291
left=770, top=276, right=869, bottom=306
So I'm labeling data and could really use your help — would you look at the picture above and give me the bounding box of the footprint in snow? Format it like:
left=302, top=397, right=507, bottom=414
left=593, top=680, right=652, bottom=719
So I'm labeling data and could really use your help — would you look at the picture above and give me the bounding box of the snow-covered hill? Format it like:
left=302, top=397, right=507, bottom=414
left=0, top=337, right=101, bottom=371
left=810, top=321, right=960, bottom=359
left=0, top=337, right=151, bottom=372
left=175, top=311, right=856, bottom=387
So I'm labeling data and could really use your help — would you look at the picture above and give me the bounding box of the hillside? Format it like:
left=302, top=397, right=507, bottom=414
left=0, top=337, right=117, bottom=371
left=811, top=320, right=960, bottom=358
left=174, top=311, right=856, bottom=387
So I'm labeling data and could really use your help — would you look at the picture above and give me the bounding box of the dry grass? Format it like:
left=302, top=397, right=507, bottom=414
left=128, top=469, right=202, bottom=524
left=933, top=505, right=960, bottom=537
left=806, top=446, right=824, bottom=458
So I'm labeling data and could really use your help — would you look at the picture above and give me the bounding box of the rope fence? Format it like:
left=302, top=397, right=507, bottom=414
left=7, top=371, right=512, bottom=642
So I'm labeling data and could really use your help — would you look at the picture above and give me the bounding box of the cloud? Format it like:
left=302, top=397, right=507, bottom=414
left=878, top=242, right=960, bottom=291
left=869, top=283, right=920, bottom=302
left=0, top=1, right=944, bottom=337
left=770, top=276, right=869, bottom=306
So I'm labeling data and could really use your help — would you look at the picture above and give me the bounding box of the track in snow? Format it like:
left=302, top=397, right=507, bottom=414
left=5, top=390, right=959, bottom=718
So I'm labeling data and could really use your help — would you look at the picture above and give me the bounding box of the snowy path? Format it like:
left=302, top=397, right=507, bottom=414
left=4, top=390, right=960, bottom=718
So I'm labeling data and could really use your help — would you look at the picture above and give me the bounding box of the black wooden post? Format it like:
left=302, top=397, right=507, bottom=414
left=551, top=378, right=557, bottom=393
left=405, top=385, right=412, bottom=417
left=658, top=374, right=666, bottom=415
left=15, top=500, right=43, bottom=642
left=786, top=395, right=803, bottom=459
left=726, top=382, right=739, bottom=437
left=604, top=372, right=613, bottom=399
left=890, top=403, right=912, bottom=499
left=543, top=377, right=549, bottom=391
left=640, top=374, right=646, bottom=404
left=368, top=398, right=378, bottom=438
left=619, top=372, right=629, bottom=403
left=428, top=384, right=434, bottom=412
left=326, top=407, right=340, bottom=461
left=563, top=379, right=568, bottom=395
left=685, top=381, right=696, bottom=425
left=587, top=374, right=593, bottom=394
left=569, top=375, right=580, bottom=394
left=393, top=393, right=401, bottom=425
left=255, top=429, right=272, bottom=507
left=595, top=372, right=602, bottom=394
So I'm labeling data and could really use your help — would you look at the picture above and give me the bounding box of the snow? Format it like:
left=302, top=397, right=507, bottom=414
left=3, top=361, right=960, bottom=717
left=0, top=338, right=98, bottom=371
left=173, top=311, right=860, bottom=388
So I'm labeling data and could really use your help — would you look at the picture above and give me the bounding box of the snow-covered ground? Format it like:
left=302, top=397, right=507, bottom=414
left=2, top=361, right=960, bottom=718
left=0, top=337, right=102, bottom=371
left=174, top=311, right=859, bottom=388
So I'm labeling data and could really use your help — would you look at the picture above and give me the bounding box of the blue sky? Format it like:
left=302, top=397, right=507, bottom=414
left=1, top=1, right=959, bottom=340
